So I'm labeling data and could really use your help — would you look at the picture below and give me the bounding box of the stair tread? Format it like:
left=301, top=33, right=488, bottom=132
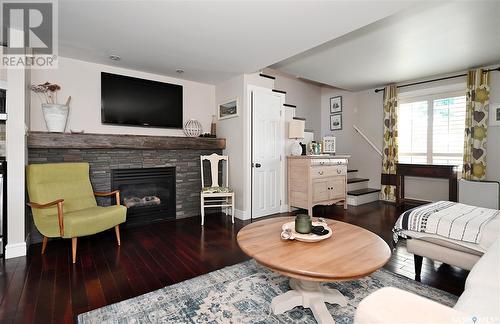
left=348, top=188, right=381, bottom=196
left=347, top=169, right=358, bottom=173
left=259, top=73, right=276, bottom=80
left=347, top=178, right=369, bottom=184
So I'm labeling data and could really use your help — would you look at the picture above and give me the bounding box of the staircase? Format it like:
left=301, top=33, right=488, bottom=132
left=257, top=72, right=381, bottom=207
left=347, top=170, right=380, bottom=206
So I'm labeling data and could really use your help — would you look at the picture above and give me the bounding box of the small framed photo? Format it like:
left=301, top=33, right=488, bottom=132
left=218, top=99, right=239, bottom=120
left=330, top=96, right=342, bottom=114
left=330, top=113, right=342, bottom=131
left=490, top=105, right=500, bottom=127
left=322, top=136, right=336, bottom=154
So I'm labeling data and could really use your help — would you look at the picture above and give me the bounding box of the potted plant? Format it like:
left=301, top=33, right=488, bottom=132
left=30, top=82, right=71, bottom=133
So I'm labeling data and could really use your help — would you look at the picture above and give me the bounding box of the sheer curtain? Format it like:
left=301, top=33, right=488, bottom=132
left=463, top=69, right=489, bottom=180
left=380, top=85, right=399, bottom=202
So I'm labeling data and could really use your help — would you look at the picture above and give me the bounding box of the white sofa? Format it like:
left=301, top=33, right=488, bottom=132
left=354, top=238, right=500, bottom=324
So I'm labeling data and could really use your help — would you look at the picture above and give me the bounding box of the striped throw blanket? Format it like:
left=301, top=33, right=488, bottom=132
left=393, top=201, right=499, bottom=244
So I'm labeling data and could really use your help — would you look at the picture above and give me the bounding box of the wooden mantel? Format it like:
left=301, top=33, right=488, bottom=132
left=27, top=131, right=226, bottom=150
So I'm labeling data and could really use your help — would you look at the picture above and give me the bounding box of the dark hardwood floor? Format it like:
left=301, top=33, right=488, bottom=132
left=0, top=202, right=468, bottom=324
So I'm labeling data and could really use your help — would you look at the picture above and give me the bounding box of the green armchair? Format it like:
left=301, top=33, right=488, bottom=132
left=26, top=162, right=127, bottom=263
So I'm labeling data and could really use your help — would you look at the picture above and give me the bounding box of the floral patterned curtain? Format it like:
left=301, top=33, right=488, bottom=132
left=463, top=69, right=489, bottom=180
left=381, top=85, right=398, bottom=202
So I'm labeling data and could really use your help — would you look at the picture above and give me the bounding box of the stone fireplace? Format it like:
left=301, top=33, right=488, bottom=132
left=27, top=132, right=226, bottom=243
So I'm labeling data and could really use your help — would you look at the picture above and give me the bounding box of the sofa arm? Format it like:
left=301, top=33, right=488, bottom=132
left=355, top=287, right=469, bottom=324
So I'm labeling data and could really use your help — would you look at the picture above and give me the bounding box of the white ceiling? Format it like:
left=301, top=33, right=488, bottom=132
left=272, top=1, right=500, bottom=91
left=57, top=1, right=416, bottom=84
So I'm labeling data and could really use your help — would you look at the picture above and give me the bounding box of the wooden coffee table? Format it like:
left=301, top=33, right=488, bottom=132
left=237, top=217, right=391, bottom=324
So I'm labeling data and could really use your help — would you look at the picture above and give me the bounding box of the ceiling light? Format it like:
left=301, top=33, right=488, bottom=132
left=176, top=69, right=185, bottom=74
left=109, top=55, right=121, bottom=61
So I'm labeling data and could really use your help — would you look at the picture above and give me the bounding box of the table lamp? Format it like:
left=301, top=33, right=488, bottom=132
left=289, top=118, right=305, bottom=156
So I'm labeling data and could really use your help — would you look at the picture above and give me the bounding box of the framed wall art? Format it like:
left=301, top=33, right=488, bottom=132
left=329, top=96, right=342, bottom=114
left=330, top=113, right=342, bottom=131
left=218, top=98, right=239, bottom=120
left=490, top=105, right=500, bottom=127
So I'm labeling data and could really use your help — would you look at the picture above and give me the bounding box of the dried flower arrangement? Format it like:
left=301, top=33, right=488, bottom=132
left=30, top=82, right=62, bottom=104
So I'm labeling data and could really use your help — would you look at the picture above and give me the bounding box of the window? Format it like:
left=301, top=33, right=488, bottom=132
left=398, top=91, right=466, bottom=166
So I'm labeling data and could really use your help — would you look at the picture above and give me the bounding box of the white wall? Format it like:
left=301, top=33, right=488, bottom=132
left=30, top=57, right=216, bottom=136
left=320, top=69, right=500, bottom=201
left=320, top=88, right=359, bottom=156
left=320, top=87, right=387, bottom=190
left=264, top=68, right=322, bottom=138
left=487, top=71, right=500, bottom=183
left=5, top=66, right=29, bottom=258
left=215, top=75, right=245, bottom=215
left=215, top=73, right=276, bottom=219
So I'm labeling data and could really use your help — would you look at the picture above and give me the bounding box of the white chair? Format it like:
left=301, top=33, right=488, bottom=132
left=200, top=153, right=234, bottom=225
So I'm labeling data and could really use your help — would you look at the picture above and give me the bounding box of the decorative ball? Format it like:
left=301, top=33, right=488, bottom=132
left=183, top=119, right=203, bottom=137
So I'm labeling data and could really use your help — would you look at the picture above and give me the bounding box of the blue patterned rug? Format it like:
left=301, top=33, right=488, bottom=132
left=78, top=260, right=457, bottom=323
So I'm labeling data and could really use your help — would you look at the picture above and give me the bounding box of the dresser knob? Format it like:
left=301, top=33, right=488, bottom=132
left=337, top=169, right=341, bottom=174
left=319, top=171, right=324, bottom=175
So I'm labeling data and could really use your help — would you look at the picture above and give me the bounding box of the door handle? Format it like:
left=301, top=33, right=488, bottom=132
left=255, top=163, right=261, bottom=168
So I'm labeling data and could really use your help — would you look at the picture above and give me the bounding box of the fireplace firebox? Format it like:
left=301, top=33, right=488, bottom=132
left=111, top=167, right=176, bottom=225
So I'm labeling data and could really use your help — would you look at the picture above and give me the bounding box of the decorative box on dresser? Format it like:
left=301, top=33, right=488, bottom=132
left=287, top=155, right=350, bottom=216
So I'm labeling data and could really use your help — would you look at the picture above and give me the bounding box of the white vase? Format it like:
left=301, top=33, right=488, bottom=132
left=42, top=104, right=69, bottom=132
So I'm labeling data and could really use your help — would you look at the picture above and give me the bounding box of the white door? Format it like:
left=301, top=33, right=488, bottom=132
left=252, top=88, right=284, bottom=218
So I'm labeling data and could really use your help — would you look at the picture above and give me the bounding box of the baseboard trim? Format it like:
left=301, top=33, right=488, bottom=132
left=5, top=242, right=27, bottom=259
left=233, top=206, right=288, bottom=221
left=234, top=209, right=250, bottom=221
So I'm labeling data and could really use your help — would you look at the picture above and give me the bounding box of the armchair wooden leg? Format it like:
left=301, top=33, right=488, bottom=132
left=115, top=225, right=121, bottom=246
left=41, top=236, right=48, bottom=254
left=71, top=238, right=77, bottom=264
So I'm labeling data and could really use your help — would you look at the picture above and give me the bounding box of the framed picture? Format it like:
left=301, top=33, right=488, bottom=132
left=330, top=114, right=342, bottom=131
left=218, top=99, right=239, bottom=120
left=490, top=105, right=500, bottom=127
left=329, top=96, right=342, bottom=114
left=322, top=136, right=336, bottom=154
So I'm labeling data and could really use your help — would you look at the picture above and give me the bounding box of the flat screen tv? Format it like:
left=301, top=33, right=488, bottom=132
left=101, top=72, right=183, bottom=128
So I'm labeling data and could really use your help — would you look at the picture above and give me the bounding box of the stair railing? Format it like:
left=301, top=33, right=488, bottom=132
left=352, top=125, right=383, bottom=157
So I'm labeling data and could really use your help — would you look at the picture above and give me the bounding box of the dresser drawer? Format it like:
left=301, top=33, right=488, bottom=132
left=310, top=165, right=347, bottom=178
left=311, top=158, right=348, bottom=167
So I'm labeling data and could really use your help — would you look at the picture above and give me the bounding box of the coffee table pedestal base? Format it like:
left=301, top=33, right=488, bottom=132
left=271, top=279, right=347, bottom=324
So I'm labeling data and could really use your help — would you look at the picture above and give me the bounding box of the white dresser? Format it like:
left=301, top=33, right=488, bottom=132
left=287, top=155, right=349, bottom=216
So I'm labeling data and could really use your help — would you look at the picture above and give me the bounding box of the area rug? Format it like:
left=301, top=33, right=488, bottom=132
left=78, top=260, right=458, bottom=324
